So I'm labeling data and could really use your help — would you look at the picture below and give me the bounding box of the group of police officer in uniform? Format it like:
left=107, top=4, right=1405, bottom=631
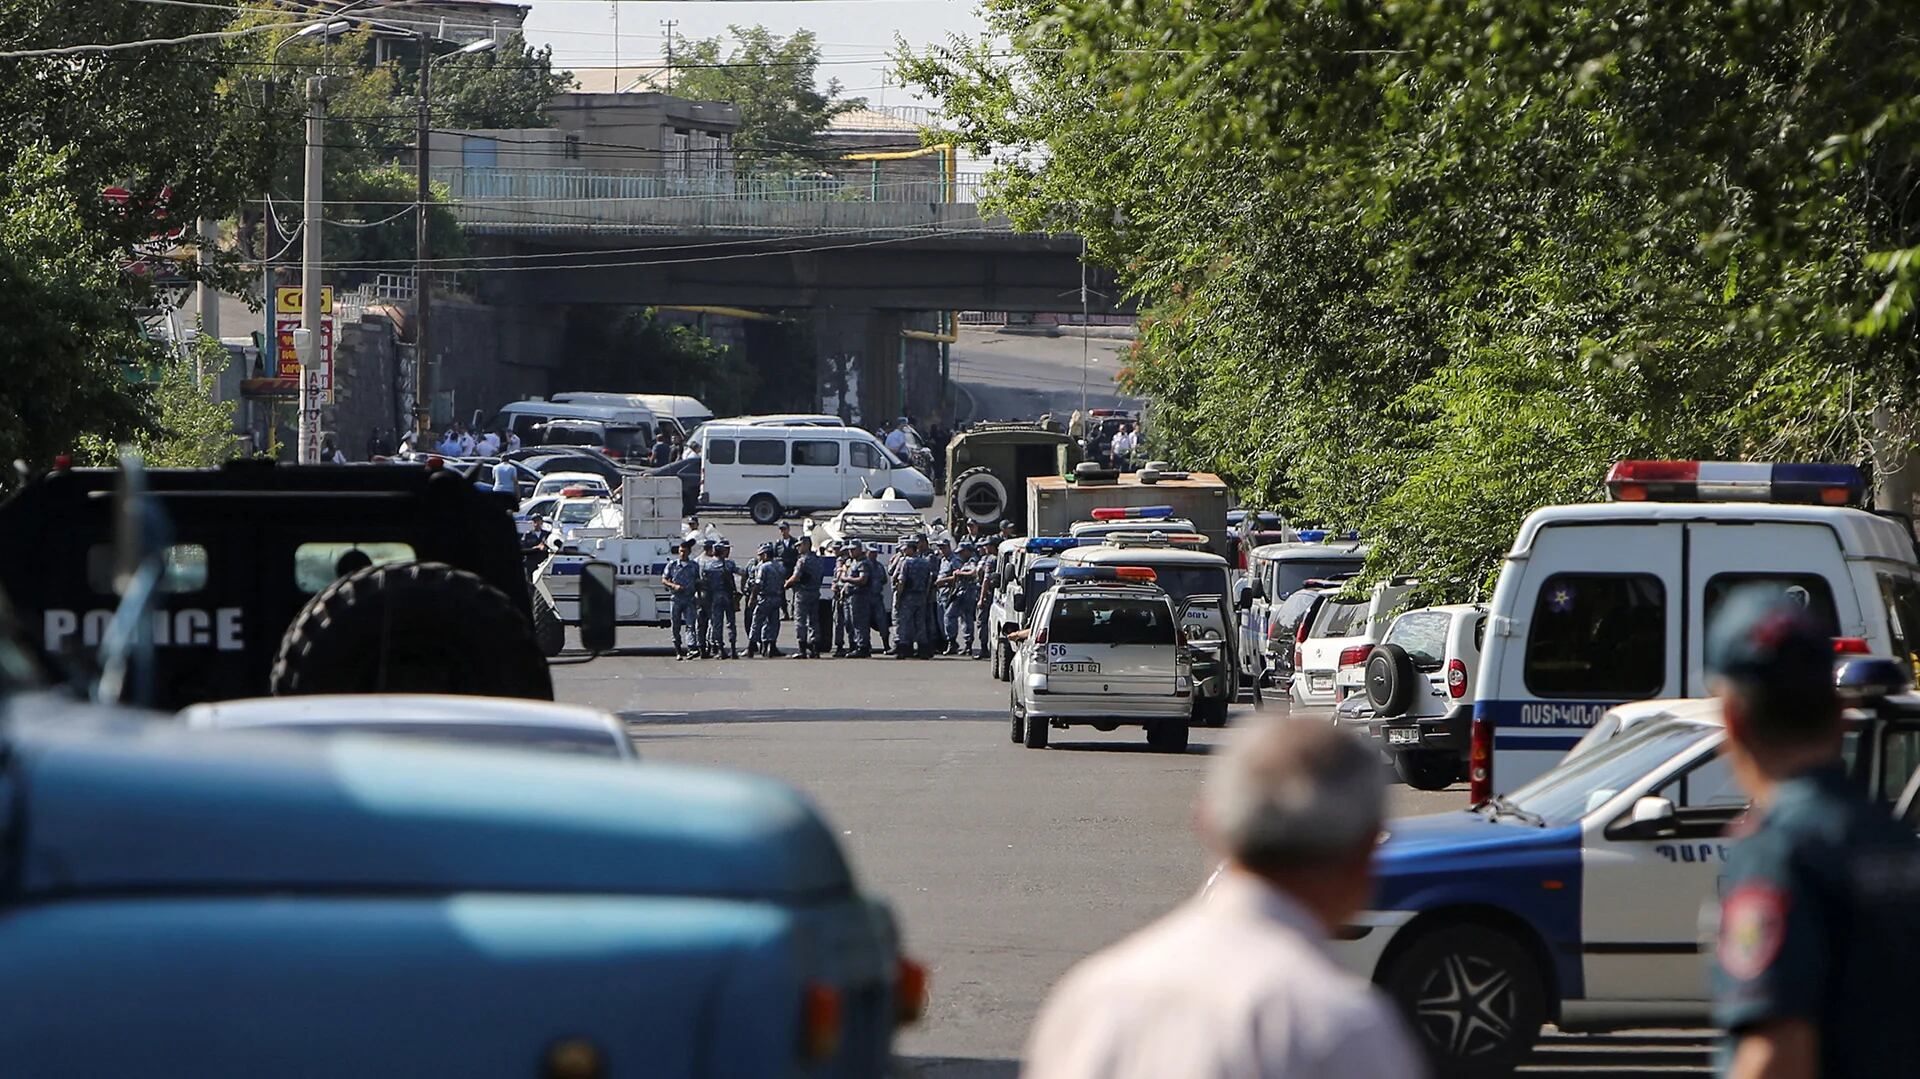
left=658, top=520, right=998, bottom=661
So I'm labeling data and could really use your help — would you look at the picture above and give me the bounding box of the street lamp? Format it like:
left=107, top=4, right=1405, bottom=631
left=414, top=33, right=499, bottom=435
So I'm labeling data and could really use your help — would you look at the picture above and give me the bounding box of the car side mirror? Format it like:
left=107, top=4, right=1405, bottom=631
left=1013, top=593, right=1028, bottom=614
left=1614, top=795, right=1677, bottom=839
left=1234, top=581, right=1255, bottom=610
left=578, top=561, right=618, bottom=654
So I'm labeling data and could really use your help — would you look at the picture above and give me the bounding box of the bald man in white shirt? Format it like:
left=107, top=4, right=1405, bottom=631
left=1024, top=721, right=1424, bottom=1079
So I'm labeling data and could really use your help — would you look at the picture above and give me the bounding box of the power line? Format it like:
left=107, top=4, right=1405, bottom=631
left=0, top=17, right=304, bottom=59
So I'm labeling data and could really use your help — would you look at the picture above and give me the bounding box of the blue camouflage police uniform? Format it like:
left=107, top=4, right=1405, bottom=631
left=840, top=543, right=872, bottom=656
left=892, top=540, right=933, bottom=659
left=660, top=546, right=701, bottom=658
left=1706, top=597, right=1920, bottom=1078
left=946, top=545, right=980, bottom=655
left=786, top=543, right=825, bottom=657
left=703, top=542, right=740, bottom=658
left=748, top=544, right=785, bottom=655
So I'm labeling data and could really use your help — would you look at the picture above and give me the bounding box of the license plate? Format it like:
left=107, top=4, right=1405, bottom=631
left=1309, top=675, right=1333, bottom=691
left=1387, top=727, right=1420, bottom=745
left=1053, top=662, right=1101, bottom=674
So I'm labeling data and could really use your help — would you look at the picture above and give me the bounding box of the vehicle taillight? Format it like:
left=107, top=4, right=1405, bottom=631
left=1832, top=637, right=1871, bottom=655
left=1447, top=658, right=1467, bottom=698
left=895, top=958, right=928, bottom=1026
left=1295, top=620, right=1311, bottom=644
left=1469, top=713, right=1492, bottom=806
left=1268, top=618, right=1287, bottom=642
left=1337, top=645, right=1370, bottom=668
left=1034, top=628, right=1048, bottom=645
left=1293, top=646, right=1303, bottom=670
left=800, top=982, right=843, bottom=1062
left=603, top=448, right=621, bottom=459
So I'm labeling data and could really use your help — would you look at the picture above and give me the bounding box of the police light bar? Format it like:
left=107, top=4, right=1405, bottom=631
left=1025, top=536, right=1083, bottom=552
left=1055, top=565, right=1158, bottom=582
left=1605, top=461, right=1866, bottom=506
left=1105, top=532, right=1210, bottom=547
left=1089, top=505, right=1175, bottom=521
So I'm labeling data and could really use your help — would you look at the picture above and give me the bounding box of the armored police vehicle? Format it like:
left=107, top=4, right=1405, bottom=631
left=806, top=487, right=927, bottom=622
left=0, top=459, right=549, bottom=708
left=1470, top=460, right=1920, bottom=805
left=945, top=421, right=1081, bottom=532
left=530, top=475, right=686, bottom=653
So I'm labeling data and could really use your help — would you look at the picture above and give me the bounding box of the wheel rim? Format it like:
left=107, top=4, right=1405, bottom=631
left=1412, top=951, right=1520, bottom=1060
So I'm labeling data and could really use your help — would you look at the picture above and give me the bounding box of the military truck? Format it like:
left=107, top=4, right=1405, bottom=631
left=0, top=459, right=551, bottom=709
left=1027, top=470, right=1234, bottom=555
left=945, top=422, right=1082, bottom=532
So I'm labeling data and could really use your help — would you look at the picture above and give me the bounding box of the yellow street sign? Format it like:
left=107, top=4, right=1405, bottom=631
left=274, top=285, right=333, bottom=315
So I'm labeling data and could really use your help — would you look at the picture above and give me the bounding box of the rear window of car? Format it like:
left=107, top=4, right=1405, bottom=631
left=740, top=439, right=786, bottom=466
left=1310, top=598, right=1369, bottom=638
left=1274, top=558, right=1363, bottom=598
left=1386, top=611, right=1451, bottom=669
left=1704, top=574, right=1839, bottom=640
left=1047, top=598, right=1176, bottom=645
left=1524, top=573, right=1665, bottom=699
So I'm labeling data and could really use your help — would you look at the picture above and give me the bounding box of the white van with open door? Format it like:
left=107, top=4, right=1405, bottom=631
left=1471, top=460, right=1920, bottom=804
left=697, top=423, right=934, bottom=524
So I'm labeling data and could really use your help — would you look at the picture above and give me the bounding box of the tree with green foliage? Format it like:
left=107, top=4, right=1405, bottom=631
left=76, top=333, right=240, bottom=469
left=428, top=33, right=575, bottom=129
left=903, top=1, right=1920, bottom=599
left=566, top=308, right=759, bottom=417
left=672, top=27, right=866, bottom=169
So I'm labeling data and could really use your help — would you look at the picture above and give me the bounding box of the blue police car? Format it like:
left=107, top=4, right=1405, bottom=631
left=1334, top=697, right=1920, bottom=1077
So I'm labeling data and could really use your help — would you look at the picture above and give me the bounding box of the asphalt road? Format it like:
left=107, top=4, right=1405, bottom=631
left=550, top=622, right=1714, bottom=1078
left=947, top=327, right=1143, bottom=425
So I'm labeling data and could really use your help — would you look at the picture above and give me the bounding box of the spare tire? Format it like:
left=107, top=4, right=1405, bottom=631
left=272, top=562, right=554, bottom=700
left=951, top=467, right=1008, bottom=524
left=1365, top=643, right=1418, bottom=716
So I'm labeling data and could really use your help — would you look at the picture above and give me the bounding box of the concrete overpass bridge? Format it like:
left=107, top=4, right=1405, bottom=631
left=433, top=167, right=1133, bottom=425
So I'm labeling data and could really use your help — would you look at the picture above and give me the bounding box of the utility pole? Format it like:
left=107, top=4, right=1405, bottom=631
left=611, top=1, right=620, bottom=92
left=662, top=19, right=676, bottom=92
left=414, top=31, right=434, bottom=436
left=299, top=76, right=329, bottom=465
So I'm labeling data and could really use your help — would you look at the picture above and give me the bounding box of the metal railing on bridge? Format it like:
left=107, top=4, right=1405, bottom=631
left=433, top=166, right=994, bottom=235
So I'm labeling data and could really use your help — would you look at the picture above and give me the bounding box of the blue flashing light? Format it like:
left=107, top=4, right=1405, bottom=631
left=1770, top=463, right=1867, bottom=506
left=1025, top=536, right=1083, bottom=552
left=1296, top=529, right=1328, bottom=543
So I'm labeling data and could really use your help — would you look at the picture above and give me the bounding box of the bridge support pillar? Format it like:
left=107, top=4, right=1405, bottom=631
left=810, top=309, right=944, bottom=429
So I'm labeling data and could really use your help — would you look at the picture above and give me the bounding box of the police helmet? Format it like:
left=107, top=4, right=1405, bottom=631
left=758, top=541, right=775, bottom=556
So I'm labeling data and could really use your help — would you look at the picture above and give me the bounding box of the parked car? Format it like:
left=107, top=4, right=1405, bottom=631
left=531, top=471, right=613, bottom=500
left=180, top=694, right=638, bottom=760
left=1367, top=604, right=1487, bottom=790
left=1291, top=579, right=1413, bottom=708
left=698, top=423, right=935, bottom=524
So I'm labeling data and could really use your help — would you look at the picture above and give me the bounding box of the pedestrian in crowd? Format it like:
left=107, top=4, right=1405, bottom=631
left=456, top=426, right=476, bottom=457
left=650, top=429, right=673, bottom=468
left=974, top=537, right=997, bottom=660
left=1110, top=422, right=1138, bottom=472
left=395, top=428, right=417, bottom=456
left=864, top=542, right=890, bottom=654
left=319, top=436, right=346, bottom=464
left=891, top=536, right=935, bottom=660
left=1068, top=409, right=1086, bottom=440
left=885, top=419, right=911, bottom=458
left=815, top=541, right=838, bottom=652
left=436, top=429, right=461, bottom=457
left=773, top=522, right=801, bottom=615
left=929, top=422, right=951, bottom=484
left=693, top=537, right=719, bottom=657
left=490, top=457, right=518, bottom=500
left=829, top=542, right=852, bottom=658
left=1025, top=721, right=1422, bottom=1078
left=746, top=542, right=785, bottom=657
left=1704, top=594, right=1920, bottom=1079
left=784, top=536, right=825, bottom=658
left=684, top=439, right=701, bottom=461
left=506, top=429, right=522, bottom=453
left=661, top=538, right=701, bottom=660
left=668, top=431, right=684, bottom=461
left=704, top=538, right=741, bottom=659
left=477, top=429, right=501, bottom=457
left=519, top=514, right=550, bottom=553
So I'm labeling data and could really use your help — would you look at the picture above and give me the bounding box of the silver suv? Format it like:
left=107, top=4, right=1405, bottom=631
left=1009, top=569, right=1193, bottom=752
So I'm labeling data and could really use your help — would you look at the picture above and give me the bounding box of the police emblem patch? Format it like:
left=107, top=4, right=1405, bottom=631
left=1547, top=584, right=1576, bottom=613
left=1717, top=883, right=1788, bottom=981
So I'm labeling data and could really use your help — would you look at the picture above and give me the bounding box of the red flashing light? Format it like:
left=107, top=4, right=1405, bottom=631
left=1113, top=566, right=1158, bottom=581
left=1832, top=637, right=1871, bottom=656
left=52, top=454, right=72, bottom=472
left=560, top=486, right=589, bottom=498
left=424, top=455, right=445, bottom=472
left=1337, top=645, right=1371, bottom=668
left=1447, top=658, right=1468, bottom=698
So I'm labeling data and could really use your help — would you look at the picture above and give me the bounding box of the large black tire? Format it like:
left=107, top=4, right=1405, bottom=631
left=1023, top=707, right=1050, bottom=749
left=748, top=494, right=782, bottom=526
left=1009, top=690, right=1025, bottom=744
left=1146, top=719, right=1191, bottom=753
left=991, top=635, right=1005, bottom=680
left=531, top=590, right=565, bottom=658
left=272, top=562, right=554, bottom=700
left=950, top=467, right=1009, bottom=525
left=997, top=640, right=1014, bottom=682
left=1366, top=643, right=1419, bottom=716
left=1395, top=751, right=1460, bottom=791
left=1378, top=923, right=1546, bottom=1079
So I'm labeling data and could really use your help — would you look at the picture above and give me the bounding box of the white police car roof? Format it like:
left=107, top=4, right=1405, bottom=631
left=1511, top=501, right=1916, bottom=563
left=1248, top=540, right=1368, bottom=561
left=1060, top=543, right=1228, bottom=567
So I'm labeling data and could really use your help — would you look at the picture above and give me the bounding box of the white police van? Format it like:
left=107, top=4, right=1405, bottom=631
left=1471, top=460, right=1920, bottom=805
left=986, top=536, right=1083, bottom=681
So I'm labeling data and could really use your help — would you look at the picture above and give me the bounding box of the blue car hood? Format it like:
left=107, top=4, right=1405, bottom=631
left=1376, top=810, right=1579, bottom=868
left=3, top=703, right=852, bottom=903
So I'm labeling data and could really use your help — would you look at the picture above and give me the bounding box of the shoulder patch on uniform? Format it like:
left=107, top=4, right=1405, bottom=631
left=1718, top=883, right=1788, bottom=981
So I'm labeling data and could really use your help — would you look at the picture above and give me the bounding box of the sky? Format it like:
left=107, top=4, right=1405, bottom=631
left=520, top=1, right=985, bottom=111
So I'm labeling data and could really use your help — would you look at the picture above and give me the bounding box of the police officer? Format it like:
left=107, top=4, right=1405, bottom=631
left=892, top=536, right=936, bottom=660
left=930, top=538, right=957, bottom=655
left=838, top=540, right=873, bottom=657
left=784, top=536, right=824, bottom=658
left=946, top=542, right=981, bottom=657
left=828, top=541, right=852, bottom=657
left=691, top=537, right=719, bottom=658
left=817, top=541, right=838, bottom=656
left=660, top=538, right=701, bottom=660
left=863, top=541, right=889, bottom=655
left=705, top=538, right=741, bottom=659
left=746, top=542, right=785, bottom=657
left=1706, top=594, right=1920, bottom=1079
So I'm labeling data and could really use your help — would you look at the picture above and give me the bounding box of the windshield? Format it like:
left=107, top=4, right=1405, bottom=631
left=1047, top=597, right=1177, bottom=645
left=555, top=502, right=600, bottom=525
left=1275, top=558, right=1364, bottom=598
left=1088, top=565, right=1229, bottom=606
left=1310, top=598, right=1369, bottom=638
left=1504, top=720, right=1717, bottom=826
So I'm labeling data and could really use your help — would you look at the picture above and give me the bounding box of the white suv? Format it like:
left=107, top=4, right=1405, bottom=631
left=1292, top=579, right=1413, bottom=708
left=1365, top=604, right=1486, bottom=790
left=1009, top=568, right=1194, bottom=752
